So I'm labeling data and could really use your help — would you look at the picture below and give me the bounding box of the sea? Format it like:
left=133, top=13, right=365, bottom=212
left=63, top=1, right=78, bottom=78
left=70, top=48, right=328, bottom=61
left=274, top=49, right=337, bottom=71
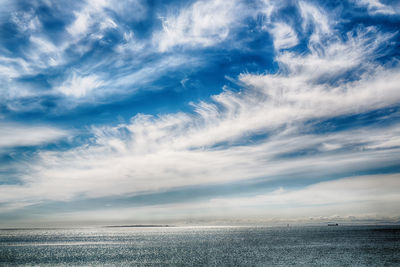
left=1, top=225, right=399, bottom=266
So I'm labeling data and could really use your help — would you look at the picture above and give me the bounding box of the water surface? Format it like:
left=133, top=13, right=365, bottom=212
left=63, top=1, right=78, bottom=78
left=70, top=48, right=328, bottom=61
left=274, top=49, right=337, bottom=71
left=1, top=225, right=399, bottom=266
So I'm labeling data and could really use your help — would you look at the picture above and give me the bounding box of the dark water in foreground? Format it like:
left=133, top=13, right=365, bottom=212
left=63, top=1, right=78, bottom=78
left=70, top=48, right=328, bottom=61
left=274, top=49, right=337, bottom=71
left=1, top=225, right=399, bottom=266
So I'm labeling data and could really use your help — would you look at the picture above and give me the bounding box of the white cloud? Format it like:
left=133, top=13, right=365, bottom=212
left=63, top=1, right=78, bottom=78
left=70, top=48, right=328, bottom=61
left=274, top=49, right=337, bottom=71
left=1, top=116, right=399, bottom=206
left=298, top=1, right=331, bottom=45
left=67, top=10, right=91, bottom=36
left=0, top=57, right=30, bottom=82
left=27, top=36, right=65, bottom=68
left=107, top=0, right=147, bottom=21
left=154, top=0, right=242, bottom=51
left=56, top=72, right=104, bottom=98
left=112, top=54, right=202, bottom=90
left=354, top=0, right=397, bottom=15
left=1, top=20, right=400, bottom=207
left=100, top=18, right=117, bottom=30
left=270, top=26, right=392, bottom=81
left=0, top=123, right=68, bottom=149
left=67, top=0, right=145, bottom=38
left=259, top=0, right=276, bottom=24
left=260, top=1, right=329, bottom=51
left=211, top=174, right=400, bottom=208
left=259, top=2, right=298, bottom=51
left=154, top=174, right=400, bottom=222
left=159, top=174, right=400, bottom=221
left=1, top=1, right=399, bottom=221
left=66, top=0, right=112, bottom=37
left=2, top=0, right=127, bottom=82
left=0, top=0, right=156, bottom=106
left=10, top=8, right=41, bottom=33
left=14, top=174, right=399, bottom=226
left=268, top=22, right=299, bottom=50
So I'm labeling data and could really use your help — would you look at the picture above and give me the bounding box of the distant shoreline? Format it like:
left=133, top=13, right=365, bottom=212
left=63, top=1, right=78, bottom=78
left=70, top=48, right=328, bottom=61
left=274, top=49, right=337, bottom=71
left=104, top=224, right=172, bottom=228
left=1, top=223, right=399, bottom=230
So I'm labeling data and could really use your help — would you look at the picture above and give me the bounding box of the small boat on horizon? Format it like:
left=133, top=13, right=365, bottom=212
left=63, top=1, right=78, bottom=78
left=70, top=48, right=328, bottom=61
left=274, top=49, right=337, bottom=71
left=328, top=223, right=339, bottom=226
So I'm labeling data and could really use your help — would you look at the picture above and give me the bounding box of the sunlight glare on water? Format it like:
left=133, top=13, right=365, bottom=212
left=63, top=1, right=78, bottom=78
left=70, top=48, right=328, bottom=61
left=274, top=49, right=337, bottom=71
left=1, top=225, right=399, bottom=266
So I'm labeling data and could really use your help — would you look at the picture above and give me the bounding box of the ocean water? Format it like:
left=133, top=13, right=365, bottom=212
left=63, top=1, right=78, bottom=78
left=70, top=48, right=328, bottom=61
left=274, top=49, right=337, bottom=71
left=0, top=225, right=399, bottom=266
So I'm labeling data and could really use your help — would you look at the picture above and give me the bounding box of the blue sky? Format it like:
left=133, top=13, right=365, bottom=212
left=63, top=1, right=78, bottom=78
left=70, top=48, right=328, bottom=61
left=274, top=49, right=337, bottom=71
left=0, top=0, right=400, bottom=226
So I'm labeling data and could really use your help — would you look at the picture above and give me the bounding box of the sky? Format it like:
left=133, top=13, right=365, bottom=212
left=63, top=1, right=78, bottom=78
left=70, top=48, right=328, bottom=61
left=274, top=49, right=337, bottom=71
left=0, top=0, right=400, bottom=227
